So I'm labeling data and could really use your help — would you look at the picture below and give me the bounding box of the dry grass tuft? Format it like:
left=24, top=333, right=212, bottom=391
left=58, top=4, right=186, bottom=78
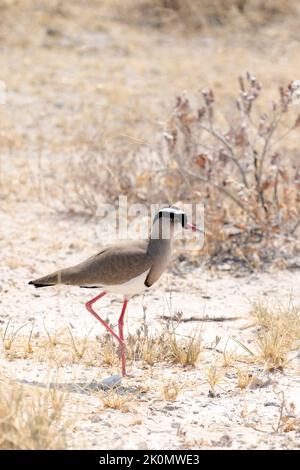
left=127, top=320, right=202, bottom=368
left=99, top=388, right=131, bottom=412
left=167, top=332, right=202, bottom=367
left=251, top=302, right=300, bottom=370
left=68, top=326, right=93, bottom=361
left=256, top=330, right=289, bottom=371
left=204, top=365, right=225, bottom=395
left=162, top=380, right=182, bottom=401
left=236, top=367, right=253, bottom=390
left=3, top=320, right=27, bottom=353
left=222, top=342, right=237, bottom=368
left=0, top=379, right=67, bottom=450
left=126, top=330, right=168, bottom=366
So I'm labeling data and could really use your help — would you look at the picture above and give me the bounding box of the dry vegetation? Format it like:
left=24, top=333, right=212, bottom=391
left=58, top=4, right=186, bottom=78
left=0, top=378, right=67, bottom=449
left=0, top=0, right=300, bottom=450
left=97, top=0, right=300, bottom=31
left=1, top=1, right=298, bottom=269
left=251, top=302, right=300, bottom=370
left=1, top=301, right=299, bottom=448
left=1, top=319, right=202, bottom=370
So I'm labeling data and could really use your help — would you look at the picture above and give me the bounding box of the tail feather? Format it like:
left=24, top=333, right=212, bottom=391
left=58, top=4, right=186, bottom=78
left=28, top=281, right=55, bottom=288
left=28, top=262, right=94, bottom=288
left=29, top=268, right=72, bottom=288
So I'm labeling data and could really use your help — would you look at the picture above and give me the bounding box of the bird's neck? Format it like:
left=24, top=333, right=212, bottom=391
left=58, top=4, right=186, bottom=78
left=147, top=223, right=173, bottom=260
left=147, top=237, right=172, bottom=267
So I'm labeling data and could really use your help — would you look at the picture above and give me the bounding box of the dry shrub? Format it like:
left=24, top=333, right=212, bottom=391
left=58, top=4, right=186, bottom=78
left=1, top=1, right=299, bottom=33
left=61, top=144, right=163, bottom=216
left=107, top=0, right=300, bottom=30
left=0, top=379, right=67, bottom=450
left=61, top=73, right=300, bottom=269
left=163, top=74, right=300, bottom=268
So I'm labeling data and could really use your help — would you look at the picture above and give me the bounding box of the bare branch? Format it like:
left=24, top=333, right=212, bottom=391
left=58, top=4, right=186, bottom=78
left=198, top=124, right=249, bottom=189
left=174, top=153, right=256, bottom=221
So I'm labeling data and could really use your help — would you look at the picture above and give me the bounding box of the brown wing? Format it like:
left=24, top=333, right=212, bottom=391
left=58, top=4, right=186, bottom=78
left=78, top=241, right=152, bottom=286
left=29, top=240, right=152, bottom=287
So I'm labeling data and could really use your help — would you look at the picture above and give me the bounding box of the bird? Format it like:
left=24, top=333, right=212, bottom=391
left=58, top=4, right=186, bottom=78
left=29, top=206, right=201, bottom=376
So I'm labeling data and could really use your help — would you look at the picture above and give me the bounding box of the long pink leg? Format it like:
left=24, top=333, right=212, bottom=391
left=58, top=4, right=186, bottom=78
left=85, top=292, right=127, bottom=375
left=118, top=299, right=128, bottom=377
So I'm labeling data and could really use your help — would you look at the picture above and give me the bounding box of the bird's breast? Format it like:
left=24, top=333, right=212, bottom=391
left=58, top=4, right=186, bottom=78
left=104, top=268, right=151, bottom=297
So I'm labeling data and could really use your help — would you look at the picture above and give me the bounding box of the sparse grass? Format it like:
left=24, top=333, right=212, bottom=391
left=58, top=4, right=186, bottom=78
left=273, top=392, right=300, bottom=433
left=99, top=388, right=131, bottom=412
left=68, top=325, right=93, bottom=361
left=251, top=302, right=300, bottom=370
left=222, top=339, right=237, bottom=368
left=2, top=303, right=298, bottom=378
left=167, top=332, right=202, bottom=367
left=236, top=367, right=253, bottom=390
left=126, top=330, right=168, bottom=366
left=256, top=330, right=289, bottom=371
left=2, top=320, right=27, bottom=352
left=0, top=379, right=67, bottom=450
left=204, top=365, right=225, bottom=395
left=127, top=322, right=202, bottom=368
left=43, top=323, right=65, bottom=348
left=0, top=298, right=299, bottom=449
left=251, top=302, right=300, bottom=341
left=101, top=334, right=118, bottom=367
left=0, top=322, right=202, bottom=371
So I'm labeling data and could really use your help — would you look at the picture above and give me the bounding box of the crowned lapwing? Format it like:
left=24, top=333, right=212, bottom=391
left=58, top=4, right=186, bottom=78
left=29, top=206, right=201, bottom=376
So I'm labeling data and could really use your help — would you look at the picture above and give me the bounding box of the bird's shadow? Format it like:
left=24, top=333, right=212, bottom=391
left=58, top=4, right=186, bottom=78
left=19, top=378, right=140, bottom=395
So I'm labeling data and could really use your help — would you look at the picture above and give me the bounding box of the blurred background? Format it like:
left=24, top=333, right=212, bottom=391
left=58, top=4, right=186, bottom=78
left=0, top=0, right=299, bottom=268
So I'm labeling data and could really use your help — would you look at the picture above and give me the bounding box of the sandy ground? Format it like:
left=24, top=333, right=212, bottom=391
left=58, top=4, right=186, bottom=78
left=0, top=201, right=300, bottom=450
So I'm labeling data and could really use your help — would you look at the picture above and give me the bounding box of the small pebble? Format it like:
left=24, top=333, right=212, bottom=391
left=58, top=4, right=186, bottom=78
left=101, top=375, right=122, bottom=390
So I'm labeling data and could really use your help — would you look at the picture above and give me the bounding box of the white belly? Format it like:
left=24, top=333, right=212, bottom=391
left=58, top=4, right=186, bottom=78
left=104, top=269, right=150, bottom=298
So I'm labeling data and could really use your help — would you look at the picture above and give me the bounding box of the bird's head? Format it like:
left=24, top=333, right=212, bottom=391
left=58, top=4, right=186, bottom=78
left=151, top=206, right=202, bottom=239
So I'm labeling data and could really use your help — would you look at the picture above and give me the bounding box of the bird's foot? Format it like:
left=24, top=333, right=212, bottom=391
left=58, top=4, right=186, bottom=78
left=123, top=371, right=134, bottom=378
